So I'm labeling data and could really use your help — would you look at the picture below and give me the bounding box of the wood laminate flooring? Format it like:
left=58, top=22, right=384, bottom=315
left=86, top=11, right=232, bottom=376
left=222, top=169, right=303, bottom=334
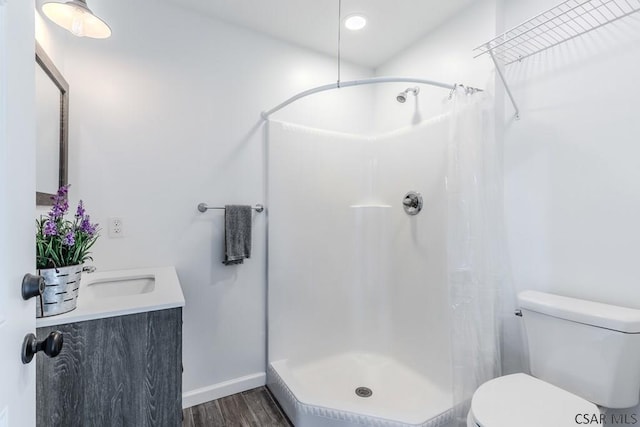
left=183, top=387, right=293, bottom=427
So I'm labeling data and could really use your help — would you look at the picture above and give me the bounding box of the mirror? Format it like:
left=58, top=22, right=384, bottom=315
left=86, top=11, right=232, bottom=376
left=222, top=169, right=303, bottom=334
left=35, top=42, right=68, bottom=206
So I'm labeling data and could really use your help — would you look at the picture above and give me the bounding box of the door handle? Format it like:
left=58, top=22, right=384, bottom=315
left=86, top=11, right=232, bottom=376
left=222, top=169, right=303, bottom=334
left=21, top=331, right=64, bottom=364
left=22, top=273, right=45, bottom=300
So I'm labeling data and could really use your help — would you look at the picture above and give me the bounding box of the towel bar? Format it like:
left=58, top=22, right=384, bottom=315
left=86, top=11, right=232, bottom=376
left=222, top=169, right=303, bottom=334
left=197, top=203, right=264, bottom=213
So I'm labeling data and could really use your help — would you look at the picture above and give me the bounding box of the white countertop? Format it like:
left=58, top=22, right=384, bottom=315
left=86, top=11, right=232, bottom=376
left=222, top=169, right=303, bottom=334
left=36, top=266, right=186, bottom=328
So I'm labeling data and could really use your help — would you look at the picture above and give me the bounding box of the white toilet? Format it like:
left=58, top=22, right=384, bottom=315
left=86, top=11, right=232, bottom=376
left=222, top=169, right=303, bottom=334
left=467, top=290, right=640, bottom=427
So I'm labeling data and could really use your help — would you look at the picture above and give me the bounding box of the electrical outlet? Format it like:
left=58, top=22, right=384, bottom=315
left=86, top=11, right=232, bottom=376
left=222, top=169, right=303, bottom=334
left=108, top=217, right=124, bottom=238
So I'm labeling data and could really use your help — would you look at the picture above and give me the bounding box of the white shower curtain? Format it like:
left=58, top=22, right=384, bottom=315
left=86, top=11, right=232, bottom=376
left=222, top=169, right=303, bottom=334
left=446, top=86, right=507, bottom=426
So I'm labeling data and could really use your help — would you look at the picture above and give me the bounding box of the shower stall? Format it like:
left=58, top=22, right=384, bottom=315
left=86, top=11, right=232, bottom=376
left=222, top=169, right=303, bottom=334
left=265, top=85, right=502, bottom=427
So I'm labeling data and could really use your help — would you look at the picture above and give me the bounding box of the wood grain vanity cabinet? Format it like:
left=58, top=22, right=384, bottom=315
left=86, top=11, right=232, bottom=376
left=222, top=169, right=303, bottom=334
left=36, top=308, right=182, bottom=427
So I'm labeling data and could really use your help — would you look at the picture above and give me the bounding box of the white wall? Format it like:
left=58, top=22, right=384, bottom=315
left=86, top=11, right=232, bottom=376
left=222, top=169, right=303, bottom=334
left=502, top=0, right=640, bottom=413
left=503, top=0, right=640, bottom=308
left=34, top=0, right=374, bottom=408
left=372, top=0, right=499, bottom=134
left=35, top=11, right=68, bottom=70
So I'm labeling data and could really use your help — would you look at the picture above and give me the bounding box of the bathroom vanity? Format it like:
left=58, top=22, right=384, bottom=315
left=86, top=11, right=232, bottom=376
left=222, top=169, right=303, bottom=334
left=35, top=267, right=185, bottom=427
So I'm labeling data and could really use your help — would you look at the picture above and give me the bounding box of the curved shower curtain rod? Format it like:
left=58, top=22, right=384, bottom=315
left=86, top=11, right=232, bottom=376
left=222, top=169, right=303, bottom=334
left=261, top=76, right=482, bottom=119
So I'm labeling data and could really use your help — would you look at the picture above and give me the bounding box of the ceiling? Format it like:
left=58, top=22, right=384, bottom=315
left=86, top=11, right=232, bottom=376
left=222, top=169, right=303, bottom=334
left=163, top=0, right=474, bottom=68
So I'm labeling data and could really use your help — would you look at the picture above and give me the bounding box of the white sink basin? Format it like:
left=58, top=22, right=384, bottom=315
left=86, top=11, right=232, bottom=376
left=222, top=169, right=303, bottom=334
left=36, top=266, right=185, bottom=328
left=85, top=275, right=156, bottom=298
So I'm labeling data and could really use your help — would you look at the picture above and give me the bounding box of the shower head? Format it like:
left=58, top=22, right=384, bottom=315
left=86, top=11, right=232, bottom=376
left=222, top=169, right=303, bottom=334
left=396, top=87, right=420, bottom=103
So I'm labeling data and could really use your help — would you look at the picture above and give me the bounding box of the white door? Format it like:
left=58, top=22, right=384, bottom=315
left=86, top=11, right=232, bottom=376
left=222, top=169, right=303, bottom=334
left=0, top=0, right=37, bottom=425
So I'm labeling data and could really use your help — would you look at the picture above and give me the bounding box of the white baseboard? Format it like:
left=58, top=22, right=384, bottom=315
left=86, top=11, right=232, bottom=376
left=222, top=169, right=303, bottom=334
left=182, top=372, right=266, bottom=409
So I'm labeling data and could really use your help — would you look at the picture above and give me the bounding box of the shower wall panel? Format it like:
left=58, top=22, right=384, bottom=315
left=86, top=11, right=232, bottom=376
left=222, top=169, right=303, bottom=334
left=268, top=117, right=452, bottom=393
left=374, top=116, right=451, bottom=390
left=268, top=121, right=371, bottom=364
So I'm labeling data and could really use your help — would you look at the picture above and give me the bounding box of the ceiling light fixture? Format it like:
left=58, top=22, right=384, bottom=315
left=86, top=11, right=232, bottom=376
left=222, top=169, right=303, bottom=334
left=42, top=0, right=112, bottom=39
left=344, top=14, right=367, bottom=31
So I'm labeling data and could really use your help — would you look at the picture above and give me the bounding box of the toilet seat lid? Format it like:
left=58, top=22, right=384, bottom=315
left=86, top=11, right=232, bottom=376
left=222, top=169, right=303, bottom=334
left=470, top=373, right=599, bottom=427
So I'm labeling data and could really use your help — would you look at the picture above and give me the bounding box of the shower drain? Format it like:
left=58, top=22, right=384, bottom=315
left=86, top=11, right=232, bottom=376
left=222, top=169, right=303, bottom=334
left=355, top=387, right=373, bottom=398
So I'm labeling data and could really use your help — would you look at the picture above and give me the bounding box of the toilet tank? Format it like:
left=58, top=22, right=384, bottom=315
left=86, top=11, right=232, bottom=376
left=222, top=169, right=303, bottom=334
left=519, top=291, right=640, bottom=408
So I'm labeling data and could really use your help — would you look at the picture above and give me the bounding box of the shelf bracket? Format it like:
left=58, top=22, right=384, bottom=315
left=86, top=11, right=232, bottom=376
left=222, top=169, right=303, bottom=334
left=489, top=48, right=520, bottom=120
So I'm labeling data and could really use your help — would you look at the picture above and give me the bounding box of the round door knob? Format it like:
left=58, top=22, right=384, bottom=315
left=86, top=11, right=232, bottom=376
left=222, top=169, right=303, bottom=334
left=21, top=331, right=64, bottom=364
left=22, top=273, right=45, bottom=300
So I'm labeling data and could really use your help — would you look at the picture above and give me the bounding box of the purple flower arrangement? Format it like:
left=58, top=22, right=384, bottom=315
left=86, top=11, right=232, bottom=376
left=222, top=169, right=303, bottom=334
left=36, top=185, right=100, bottom=269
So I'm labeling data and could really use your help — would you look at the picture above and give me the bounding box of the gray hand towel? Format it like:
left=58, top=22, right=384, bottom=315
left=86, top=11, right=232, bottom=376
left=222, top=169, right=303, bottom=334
left=223, top=205, right=252, bottom=265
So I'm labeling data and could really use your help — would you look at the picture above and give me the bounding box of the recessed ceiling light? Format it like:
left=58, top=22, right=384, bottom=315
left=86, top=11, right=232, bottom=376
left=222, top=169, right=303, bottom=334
left=344, top=14, right=367, bottom=31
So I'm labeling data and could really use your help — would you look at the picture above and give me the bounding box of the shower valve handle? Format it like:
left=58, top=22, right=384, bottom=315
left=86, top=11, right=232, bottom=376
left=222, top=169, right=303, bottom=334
left=403, top=191, right=423, bottom=215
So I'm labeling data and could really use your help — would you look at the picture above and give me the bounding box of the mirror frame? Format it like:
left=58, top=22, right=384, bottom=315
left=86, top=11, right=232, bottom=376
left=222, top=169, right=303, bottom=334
left=35, top=42, right=69, bottom=206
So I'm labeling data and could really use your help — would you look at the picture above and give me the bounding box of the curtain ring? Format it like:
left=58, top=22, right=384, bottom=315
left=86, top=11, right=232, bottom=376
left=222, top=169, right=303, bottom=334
left=448, top=84, right=458, bottom=100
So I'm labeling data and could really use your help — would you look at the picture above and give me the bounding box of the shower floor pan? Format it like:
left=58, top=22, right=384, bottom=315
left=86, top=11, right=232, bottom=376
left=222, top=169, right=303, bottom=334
left=268, top=352, right=453, bottom=427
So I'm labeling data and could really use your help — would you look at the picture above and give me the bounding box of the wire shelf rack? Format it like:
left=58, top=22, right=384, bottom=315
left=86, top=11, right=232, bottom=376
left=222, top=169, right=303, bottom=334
left=475, top=0, right=640, bottom=65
